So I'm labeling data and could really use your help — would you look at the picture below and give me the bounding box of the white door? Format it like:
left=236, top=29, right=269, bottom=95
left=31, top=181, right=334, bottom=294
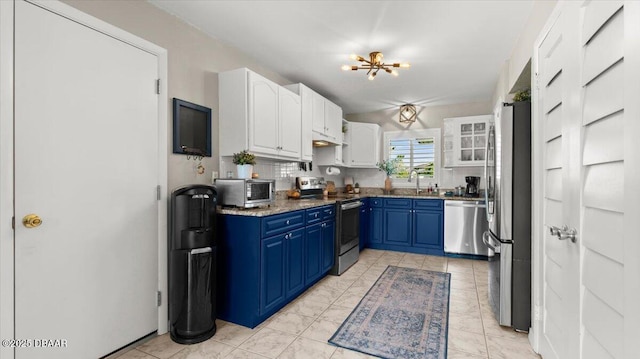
left=324, top=101, right=342, bottom=141
left=311, top=91, right=325, bottom=134
left=248, top=71, right=279, bottom=156
left=14, top=2, right=159, bottom=358
left=578, top=2, right=626, bottom=358
left=348, top=122, right=376, bottom=166
left=278, top=88, right=302, bottom=159
left=534, top=1, right=640, bottom=358
left=535, top=3, right=581, bottom=358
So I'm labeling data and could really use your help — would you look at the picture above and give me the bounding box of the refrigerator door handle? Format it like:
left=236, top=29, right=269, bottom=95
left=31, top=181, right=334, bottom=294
left=484, top=124, right=495, bottom=221
left=190, top=247, right=213, bottom=255
left=482, top=231, right=500, bottom=253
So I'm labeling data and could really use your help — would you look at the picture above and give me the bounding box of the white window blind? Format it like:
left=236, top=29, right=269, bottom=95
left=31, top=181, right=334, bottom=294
left=383, top=129, right=441, bottom=183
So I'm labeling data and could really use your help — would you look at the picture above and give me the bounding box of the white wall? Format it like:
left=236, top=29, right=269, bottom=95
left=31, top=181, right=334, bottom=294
left=345, top=101, right=492, bottom=189
left=493, top=0, right=557, bottom=102
left=63, top=0, right=294, bottom=192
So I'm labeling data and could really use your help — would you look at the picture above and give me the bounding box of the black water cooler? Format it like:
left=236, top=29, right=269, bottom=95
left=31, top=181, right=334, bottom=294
left=169, top=185, right=217, bottom=344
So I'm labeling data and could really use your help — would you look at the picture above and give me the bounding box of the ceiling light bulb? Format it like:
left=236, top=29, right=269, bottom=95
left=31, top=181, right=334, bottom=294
left=349, top=54, right=358, bottom=61
left=400, top=63, right=410, bottom=68
left=368, top=73, right=376, bottom=81
left=341, top=65, right=351, bottom=71
left=391, top=70, right=399, bottom=76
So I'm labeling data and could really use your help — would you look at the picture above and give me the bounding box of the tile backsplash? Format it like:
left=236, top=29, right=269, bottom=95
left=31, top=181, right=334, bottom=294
left=219, top=157, right=344, bottom=190
left=345, top=166, right=485, bottom=191
left=219, top=156, right=484, bottom=191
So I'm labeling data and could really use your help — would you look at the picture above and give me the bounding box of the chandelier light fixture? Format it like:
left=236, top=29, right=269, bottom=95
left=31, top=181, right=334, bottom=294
left=341, top=51, right=410, bottom=80
left=399, top=104, right=417, bottom=123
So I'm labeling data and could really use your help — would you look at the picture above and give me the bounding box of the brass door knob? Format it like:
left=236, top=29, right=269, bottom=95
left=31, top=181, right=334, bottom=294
left=22, top=214, right=42, bottom=228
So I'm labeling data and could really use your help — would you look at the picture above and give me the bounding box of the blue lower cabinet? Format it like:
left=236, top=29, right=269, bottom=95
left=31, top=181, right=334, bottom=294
left=260, top=234, right=286, bottom=315
left=383, top=208, right=412, bottom=246
left=365, top=198, right=444, bottom=255
left=286, top=228, right=305, bottom=297
left=359, top=199, right=369, bottom=250
left=217, top=205, right=338, bottom=329
left=305, top=223, right=323, bottom=285
left=413, top=210, right=443, bottom=249
left=321, top=220, right=335, bottom=272
left=259, top=227, right=306, bottom=316
left=369, top=207, right=383, bottom=244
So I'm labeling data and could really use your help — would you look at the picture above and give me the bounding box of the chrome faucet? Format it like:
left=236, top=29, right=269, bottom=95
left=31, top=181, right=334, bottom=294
left=408, top=170, right=421, bottom=195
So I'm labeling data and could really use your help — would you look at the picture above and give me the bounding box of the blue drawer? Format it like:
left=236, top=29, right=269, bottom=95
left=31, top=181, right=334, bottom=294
left=262, top=211, right=305, bottom=238
left=413, top=199, right=443, bottom=210
left=384, top=198, right=412, bottom=209
left=306, top=207, right=323, bottom=225
left=370, top=198, right=383, bottom=208
left=322, top=205, right=336, bottom=220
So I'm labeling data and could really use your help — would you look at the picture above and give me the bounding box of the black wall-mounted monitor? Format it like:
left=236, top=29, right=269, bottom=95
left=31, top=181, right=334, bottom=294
left=173, top=98, right=212, bottom=157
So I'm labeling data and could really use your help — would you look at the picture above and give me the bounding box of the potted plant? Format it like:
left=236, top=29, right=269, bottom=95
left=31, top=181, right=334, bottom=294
left=513, top=88, right=531, bottom=102
left=377, top=158, right=401, bottom=193
left=232, top=150, right=256, bottom=179
left=354, top=182, right=360, bottom=194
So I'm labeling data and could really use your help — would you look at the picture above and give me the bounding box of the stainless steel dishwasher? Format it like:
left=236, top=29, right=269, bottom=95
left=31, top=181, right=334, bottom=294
left=444, top=200, right=490, bottom=256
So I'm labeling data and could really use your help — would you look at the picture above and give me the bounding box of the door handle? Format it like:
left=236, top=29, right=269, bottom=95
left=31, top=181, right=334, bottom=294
left=482, top=231, right=500, bottom=253
left=22, top=214, right=42, bottom=228
left=549, top=225, right=577, bottom=243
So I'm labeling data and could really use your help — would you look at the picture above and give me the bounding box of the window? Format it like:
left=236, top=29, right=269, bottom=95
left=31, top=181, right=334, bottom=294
left=383, top=129, right=441, bottom=184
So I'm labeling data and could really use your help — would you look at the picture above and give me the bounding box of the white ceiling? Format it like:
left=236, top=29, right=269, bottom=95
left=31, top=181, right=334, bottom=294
left=149, top=0, right=533, bottom=115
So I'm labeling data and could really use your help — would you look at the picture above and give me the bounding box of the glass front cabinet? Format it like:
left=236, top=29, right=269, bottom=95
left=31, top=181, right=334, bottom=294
left=443, top=115, right=492, bottom=167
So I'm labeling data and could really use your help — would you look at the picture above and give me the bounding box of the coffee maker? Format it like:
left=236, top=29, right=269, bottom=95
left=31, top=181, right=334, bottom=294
left=465, top=176, right=480, bottom=197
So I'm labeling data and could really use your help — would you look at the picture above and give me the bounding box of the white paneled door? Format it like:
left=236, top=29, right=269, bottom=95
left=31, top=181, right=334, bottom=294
left=536, top=5, right=581, bottom=358
left=534, top=1, right=640, bottom=358
left=14, top=1, right=159, bottom=358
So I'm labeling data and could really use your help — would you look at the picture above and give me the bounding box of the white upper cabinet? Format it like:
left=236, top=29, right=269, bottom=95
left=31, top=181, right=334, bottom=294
left=219, top=68, right=301, bottom=160
left=284, top=83, right=314, bottom=161
left=248, top=72, right=279, bottom=156
left=314, top=144, right=343, bottom=166
left=277, top=88, right=302, bottom=159
left=323, top=100, right=343, bottom=142
left=311, top=91, right=325, bottom=134
left=343, top=121, right=380, bottom=168
left=443, top=115, right=491, bottom=167
left=286, top=83, right=342, bottom=146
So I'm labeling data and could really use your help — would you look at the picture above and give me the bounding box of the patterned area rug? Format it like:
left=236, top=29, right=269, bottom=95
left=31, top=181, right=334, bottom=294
left=329, top=266, right=451, bottom=359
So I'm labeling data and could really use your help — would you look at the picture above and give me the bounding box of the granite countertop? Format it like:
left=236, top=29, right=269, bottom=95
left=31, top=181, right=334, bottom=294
left=218, top=193, right=484, bottom=217
left=217, top=198, right=339, bottom=217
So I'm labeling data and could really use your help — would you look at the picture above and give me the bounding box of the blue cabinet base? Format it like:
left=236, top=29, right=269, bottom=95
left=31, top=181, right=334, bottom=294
left=366, top=243, right=444, bottom=256
left=217, top=206, right=334, bottom=329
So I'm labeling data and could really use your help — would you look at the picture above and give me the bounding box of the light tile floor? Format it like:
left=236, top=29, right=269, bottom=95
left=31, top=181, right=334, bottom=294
left=112, top=249, right=541, bottom=359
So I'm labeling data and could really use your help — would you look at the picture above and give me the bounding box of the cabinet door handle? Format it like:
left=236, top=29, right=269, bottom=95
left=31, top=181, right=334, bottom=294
left=286, top=220, right=290, bottom=225
left=315, top=213, right=318, bottom=218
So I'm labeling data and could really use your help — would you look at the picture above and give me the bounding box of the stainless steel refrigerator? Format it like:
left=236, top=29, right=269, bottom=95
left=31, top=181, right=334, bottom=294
left=482, top=102, right=531, bottom=332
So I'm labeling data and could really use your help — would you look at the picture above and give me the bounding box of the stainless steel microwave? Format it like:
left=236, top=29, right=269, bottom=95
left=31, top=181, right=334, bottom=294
left=214, top=179, right=276, bottom=208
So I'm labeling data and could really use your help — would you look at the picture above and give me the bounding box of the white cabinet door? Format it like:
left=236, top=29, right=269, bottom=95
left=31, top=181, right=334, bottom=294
left=313, top=145, right=342, bottom=166
left=311, top=91, right=326, bottom=134
left=299, top=85, right=313, bottom=161
left=324, top=100, right=343, bottom=142
left=346, top=122, right=380, bottom=167
left=335, top=144, right=343, bottom=165
left=443, top=115, right=490, bottom=167
left=278, top=88, right=302, bottom=159
left=248, top=71, right=279, bottom=156
left=443, top=120, right=456, bottom=167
